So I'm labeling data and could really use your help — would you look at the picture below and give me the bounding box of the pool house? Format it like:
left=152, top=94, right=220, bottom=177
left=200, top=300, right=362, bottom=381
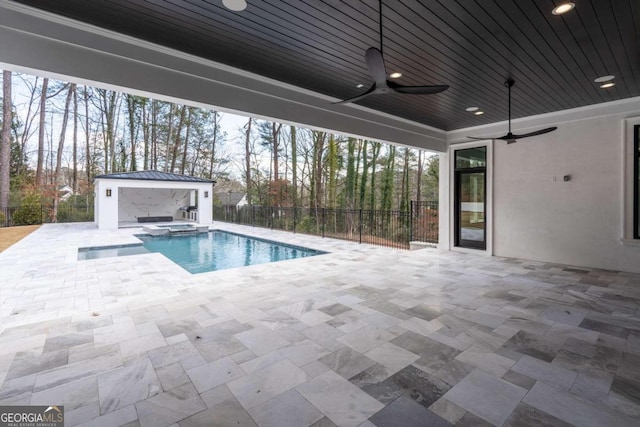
left=93, top=171, right=215, bottom=230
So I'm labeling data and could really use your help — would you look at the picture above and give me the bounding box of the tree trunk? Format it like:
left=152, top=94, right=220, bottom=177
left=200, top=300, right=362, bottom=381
left=369, top=142, right=381, bottom=210
left=272, top=122, right=282, bottom=205
left=151, top=100, right=158, bottom=169
left=170, top=105, right=186, bottom=173
left=358, top=141, right=368, bottom=210
left=327, top=134, right=338, bottom=208
left=244, top=117, right=252, bottom=205
left=416, top=150, right=423, bottom=203
left=0, top=71, right=11, bottom=209
left=52, top=84, right=74, bottom=221
left=381, top=145, right=396, bottom=211
left=400, top=148, right=410, bottom=212
left=310, top=131, right=324, bottom=210
left=345, top=138, right=356, bottom=210
left=180, top=107, right=192, bottom=175
left=290, top=125, right=298, bottom=208
left=272, top=123, right=278, bottom=183
left=72, top=84, right=78, bottom=193
left=164, top=104, right=175, bottom=172
left=126, top=95, right=138, bottom=171
left=17, top=76, right=39, bottom=178
left=35, top=77, right=48, bottom=187
left=83, top=86, right=91, bottom=184
left=142, top=99, right=149, bottom=170
left=209, top=112, right=219, bottom=179
left=108, top=92, right=119, bottom=173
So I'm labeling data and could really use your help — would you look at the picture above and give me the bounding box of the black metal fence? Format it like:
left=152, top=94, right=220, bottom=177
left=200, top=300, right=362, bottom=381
left=213, top=201, right=438, bottom=249
left=1, top=201, right=439, bottom=250
left=0, top=204, right=95, bottom=227
left=410, top=200, right=439, bottom=244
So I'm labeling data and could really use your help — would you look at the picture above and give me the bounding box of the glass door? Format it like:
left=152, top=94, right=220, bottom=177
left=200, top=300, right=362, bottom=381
left=454, top=147, right=486, bottom=249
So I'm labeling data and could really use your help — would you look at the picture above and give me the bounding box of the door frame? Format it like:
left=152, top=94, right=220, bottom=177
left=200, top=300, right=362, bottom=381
left=448, top=140, right=493, bottom=255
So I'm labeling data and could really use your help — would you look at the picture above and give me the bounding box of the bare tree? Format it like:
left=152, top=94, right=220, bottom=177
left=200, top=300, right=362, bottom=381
left=82, top=86, right=91, bottom=183
left=0, top=71, right=11, bottom=209
left=16, top=75, right=40, bottom=177
left=244, top=117, right=252, bottom=205
left=35, top=78, right=48, bottom=186
left=52, top=83, right=75, bottom=220
left=180, top=107, right=192, bottom=175
left=208, top=111, right=222, bottom=179
left=416, top=150, right=423, bottom=203
left=170, top=105, right=186, bottom=173
left=72, top=83, right=78, bottom=192
left=125, top=94, right=139, bottom=171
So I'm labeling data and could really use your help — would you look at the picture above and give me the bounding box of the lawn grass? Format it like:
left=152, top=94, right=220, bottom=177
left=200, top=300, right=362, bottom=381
left=0, top=225, right=40, bottom=252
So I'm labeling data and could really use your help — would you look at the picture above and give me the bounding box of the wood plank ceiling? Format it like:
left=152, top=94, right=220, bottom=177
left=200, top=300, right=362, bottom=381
left=12, top=0, right=640, bottom=131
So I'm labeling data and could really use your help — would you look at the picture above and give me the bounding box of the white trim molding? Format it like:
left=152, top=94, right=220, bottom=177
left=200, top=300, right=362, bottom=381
left=623, top=117, right=640, bottom=240
left=445, top=140, right=493, bottom=256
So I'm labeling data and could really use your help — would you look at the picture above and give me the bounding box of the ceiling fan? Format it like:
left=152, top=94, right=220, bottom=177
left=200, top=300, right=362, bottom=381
left=333, top=0, right=449, bottom=104
left=468, top=79, right=557, bottom=144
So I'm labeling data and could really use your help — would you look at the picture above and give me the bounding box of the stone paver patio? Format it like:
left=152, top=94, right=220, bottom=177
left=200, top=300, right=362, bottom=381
left=1, top=222, right=639, bottom=426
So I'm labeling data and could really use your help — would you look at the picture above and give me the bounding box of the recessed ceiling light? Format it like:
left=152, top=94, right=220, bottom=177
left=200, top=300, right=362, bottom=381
left=552, top=2, right=575, bottom=15
left=356, top=83, right=364, bottom=88
left=594, top=75, right=615, bottom=83
left=466, top=107, right=479, bottom=112
left=222, top=0, right=247, bottom=12
left=389, top=72, right=402, bottom=79
left=600, top=82, right=616, bottom=89
left=474, top=111, right=485, bottom=115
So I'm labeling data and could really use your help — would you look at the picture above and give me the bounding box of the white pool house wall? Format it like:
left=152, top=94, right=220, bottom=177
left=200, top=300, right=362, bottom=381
left=94, top=177, right=213, bottom=230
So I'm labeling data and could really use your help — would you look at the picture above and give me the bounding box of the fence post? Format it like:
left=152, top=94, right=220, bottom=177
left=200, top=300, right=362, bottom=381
left=293, top=207, right=297, bottom=233
left=321, top=208, right=325, bottom=238
left=359, top=209, right=363, bottom=244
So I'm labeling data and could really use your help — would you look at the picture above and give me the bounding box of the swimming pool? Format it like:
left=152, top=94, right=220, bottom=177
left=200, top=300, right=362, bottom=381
left=78, top=230, right=325, bottom=274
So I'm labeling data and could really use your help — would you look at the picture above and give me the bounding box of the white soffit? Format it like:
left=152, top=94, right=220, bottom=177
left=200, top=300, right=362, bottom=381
left=447, top=96, right=640, bottom=144
left=0, top=0, right=446, bottom=152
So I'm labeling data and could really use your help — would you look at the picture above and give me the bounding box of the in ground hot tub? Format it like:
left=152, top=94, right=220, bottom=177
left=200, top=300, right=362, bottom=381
left=142, top=223, right=209, bottom=235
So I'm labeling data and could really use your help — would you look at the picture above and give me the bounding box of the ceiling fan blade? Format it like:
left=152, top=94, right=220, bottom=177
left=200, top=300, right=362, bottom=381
left=365, top=47, right=388, bottom=87
left=508, top=127, right=558, bottom=139
left=332, top=83, right=377, bottom=105
left=468, top=80, right=557, bottom=144
left=466, top=136, right=495, bottom=141
left=492, top=127, right=557, bottom=143
left=388, top=81, right=449, bottom=94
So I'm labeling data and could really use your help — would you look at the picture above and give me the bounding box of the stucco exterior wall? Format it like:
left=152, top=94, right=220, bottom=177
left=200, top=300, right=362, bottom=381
left=444, top=109, right=640, bottom=273
left=94, top=178, right=213, bottom=229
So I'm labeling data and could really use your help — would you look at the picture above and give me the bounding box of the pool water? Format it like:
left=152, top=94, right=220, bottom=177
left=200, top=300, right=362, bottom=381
left=79, top=231, right=324, bottom=274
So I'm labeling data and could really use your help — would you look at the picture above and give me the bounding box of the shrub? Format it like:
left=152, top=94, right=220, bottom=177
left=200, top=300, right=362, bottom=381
left=295, top=215, right=320, bottom=234
left=57, top=206, right=94, bottom=223
left=12, top=192, right=42, bottom=225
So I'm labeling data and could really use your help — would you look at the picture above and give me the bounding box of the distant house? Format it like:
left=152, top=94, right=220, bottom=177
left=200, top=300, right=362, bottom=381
left=216, top=192, right=248, bottom=209
left=59, top=185, right=74, bottom=201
